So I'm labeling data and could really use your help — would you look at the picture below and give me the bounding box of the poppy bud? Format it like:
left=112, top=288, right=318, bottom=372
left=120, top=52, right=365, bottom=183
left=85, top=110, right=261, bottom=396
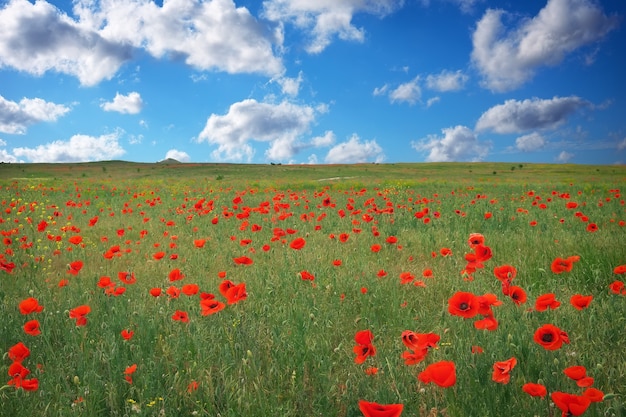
left=73, top=376, right=80, bottom=385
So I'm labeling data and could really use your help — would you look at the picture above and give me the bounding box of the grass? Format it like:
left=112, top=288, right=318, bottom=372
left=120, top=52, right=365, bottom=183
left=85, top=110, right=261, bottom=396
left=0, top=161, right=625, bottom=416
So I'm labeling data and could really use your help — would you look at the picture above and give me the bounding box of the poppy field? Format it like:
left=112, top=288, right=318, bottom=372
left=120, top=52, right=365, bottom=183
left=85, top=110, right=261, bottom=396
left=1, top=162, right=625, bottom=417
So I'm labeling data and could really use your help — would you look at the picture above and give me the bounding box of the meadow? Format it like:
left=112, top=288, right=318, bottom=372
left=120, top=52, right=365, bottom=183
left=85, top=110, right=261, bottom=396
left=1, top=161, right=625, bottom=417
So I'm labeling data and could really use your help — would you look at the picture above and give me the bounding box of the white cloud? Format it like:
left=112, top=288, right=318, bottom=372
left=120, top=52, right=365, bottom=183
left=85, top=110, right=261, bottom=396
left=164, top=149, right=190, bottom=162
left=475, top=96, right=588, bottom=134
left=275, top=72, right=304, bottom=96
left=556, top=150, right=574, bottom=163
left=311, top=131, right=336, bottom=147
left=101, top=92, right=143, bottom=114
left=412, top=125, right=489, bottom=162
left=0, top=148, right=18, bottom=163
left=471, top=0, right=618, bottom=91
left=425, top=70, right=468, bottom=92
left=78, top=0, right=284, bottom=77
left=197, top=99, right=320, bottom=162
left=389, top=77, right=421, bottom=104
left=12, top=132, right=125, bottom=163
left=324, top=134, right=384, bottom=163
left=373, top=84, right=389, bottom=96
left=426, top=97, right=441, bottom=107
left=0, top=95, right=70, bottom=134
left=515, top=132, right=545, bottom=152
left=262, top=0, right=404, bottom=54
left=307, top=153, right=319, bottom=164
left=0, top=0, right=132, bottom=86
left=617, top=138, right=626, bottom=151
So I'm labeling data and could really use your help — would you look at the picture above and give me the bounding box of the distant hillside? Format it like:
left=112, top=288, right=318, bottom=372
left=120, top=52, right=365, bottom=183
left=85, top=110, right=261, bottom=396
left=158, top=158, right=181, bottom=164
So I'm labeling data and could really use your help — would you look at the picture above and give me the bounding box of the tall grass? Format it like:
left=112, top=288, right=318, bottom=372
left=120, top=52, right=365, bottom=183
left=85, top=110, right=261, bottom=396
left=1, top=164, right=625, bottom=416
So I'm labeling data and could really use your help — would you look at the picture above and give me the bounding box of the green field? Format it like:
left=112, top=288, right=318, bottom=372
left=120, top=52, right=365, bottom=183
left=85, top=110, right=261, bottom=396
left=1, top=162, right=625, bottom=417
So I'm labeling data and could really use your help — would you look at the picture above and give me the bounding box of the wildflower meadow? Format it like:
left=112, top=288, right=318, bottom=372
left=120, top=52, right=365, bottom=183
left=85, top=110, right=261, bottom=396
left=1, top=162, right=625, bottom=417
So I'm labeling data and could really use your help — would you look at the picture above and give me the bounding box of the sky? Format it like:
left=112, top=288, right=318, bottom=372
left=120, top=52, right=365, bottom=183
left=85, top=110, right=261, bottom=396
left=0, top=0, right=625, bottom=165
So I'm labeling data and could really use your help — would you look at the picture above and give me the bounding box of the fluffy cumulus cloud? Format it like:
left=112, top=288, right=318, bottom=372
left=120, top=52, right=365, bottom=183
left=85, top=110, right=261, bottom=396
left=425, top=70, right=468, bottom=92
left=471, top=0, right=618, bottom=91
left=0, top=0, right=132, bottom=86
left=556, top=150, right=574, bottom=163
left=412, top=125, right=489, bottom=162
left=515, top=132, right=545, bottom=152
left=324, top=134, right=384, bottom=164
left=389, top=77, right=421, bottom=104
left=163, top=149, right=191, bottom=162
left=0, top=95, right=70, bottom=134
left=197, top=99, right=323, bottom=162
left=475, top=96, right=588, bottom=134
left=262, top=0, right=404, bottom=54
left=0, top=0, right=283, bottom=86
left=12, top=132, right=125, bottom=163
left=101, top=92, right=143, bottom=114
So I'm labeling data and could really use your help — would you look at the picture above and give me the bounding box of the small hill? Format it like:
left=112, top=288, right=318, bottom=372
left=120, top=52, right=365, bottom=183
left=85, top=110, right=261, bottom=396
left=158, top=158, right=181, bottom=164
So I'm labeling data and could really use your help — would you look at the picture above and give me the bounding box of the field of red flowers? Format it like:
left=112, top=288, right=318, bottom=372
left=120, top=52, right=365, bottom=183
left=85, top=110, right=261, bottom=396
left=1, top=163, right=625, bottom=416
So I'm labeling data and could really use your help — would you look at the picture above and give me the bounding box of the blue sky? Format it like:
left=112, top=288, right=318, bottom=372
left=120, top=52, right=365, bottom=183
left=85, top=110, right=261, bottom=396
left=0, top=0, right=624, bottom=164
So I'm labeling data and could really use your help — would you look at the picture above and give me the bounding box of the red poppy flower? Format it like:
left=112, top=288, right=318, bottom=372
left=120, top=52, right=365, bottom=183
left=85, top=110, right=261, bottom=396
left=492, top=357, right=517, bottom=384
left=551, top=392, right=591, bottom=417
left=609, top=280, right=625, bottom=295
left=299, top=270, right=315, bottom=281
left=290, top=237, right=306, bottom=250
left=522, top=382, right=547, bottom=398
left=233, top=256, right=253, bottom=265
left=440, top=247, right=452, bottom=257
left=354, top=330, right=376, bottom=364
left=194, top=239, right=206, bottom=248
left=371, top=244, right=382, bottom=253
left=551, top=256, right=579, bottom=274
left=224, top=283, right=247, bottom=304
left=333, top=259, right=342, bottom=266
left=401, top=348, right=428, bottom=365
left=97, top=276, right=114, bottom=288
left=17, top=377, right=39, bottom=391
left=474, top=315, right=498, bottom=331
left=418, top=361, right=456, bottom=388
left=187, top=380, right=200, bottom=392
left=68, top=236, right=83, bottom=245
left=447, top=291, right=479, bottom=319
left=399, top=272, right=415, bottom=285
left=508, top=286, right=527, bottom=305
left=149, top=287, right=162, bottom=297
left=473, top=244, right=492, bottom=263
left=172, top=310, right=189, bottom=323
left=67, top=260, right=84, bottom=275
left=401, top=331, right=440, bottom=351
left=386, top=236, right=398, bottom=244
left=534, top=293, right=561, bottom=311
left=471, top=345, right=484, bottom=354
left=468, top=233, right=485, bottom=248
left=200, top=298, right=226, bottom=316
left=493, top=265, right=517, bottom=281
left=23, top=320, right=41, bottom=336
left=570, top=294, right=593, bottom=310
left=19, top=297, right=44, bottom=315
left=168, top=268, right=184, bottom=282
left=364, top=367, right=378, bottom=375
left=182, top=284, right=200, bottom=296
left=69, top=305, right=91, bottom=326
left=153, top=251, right=165, bottom=260
left=8, top=342, right=30, bottom=362
left=118, top=271, right=137, bottom=284
left=358, top=400, right=403, bottom=417
left=583, top=388, right=604, bottom=402
left=121, top=329, right=134, bottom=340
left=534, top=324, right=569, bottom=350
left=614, top=265, right=626, bottom=274
left=166, top=286, right=180, bottom=298
left=124, top=364, right=137, bottom=384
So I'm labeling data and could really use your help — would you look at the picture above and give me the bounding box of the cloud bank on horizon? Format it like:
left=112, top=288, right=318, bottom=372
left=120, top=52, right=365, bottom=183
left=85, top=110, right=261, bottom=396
left=0, top=0, right=623, bottom=165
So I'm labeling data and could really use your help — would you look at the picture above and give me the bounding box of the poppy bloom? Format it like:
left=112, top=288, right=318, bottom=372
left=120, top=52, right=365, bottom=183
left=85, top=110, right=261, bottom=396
left=563, top=366, right=594, bottom=388
left=332, top=259, right=342, bottom=266
left=492, top=357, right=517, bottom=384
left=67, top=260, right=84, bottom=275
left=551, top=256, right=579, bottom=274
left=534, top=293, right=561, bottom=311
left=534, top=324, right=570, bottom=350
left=447, top=291, right=479, bottom=319
left=124, top=364, right=137, bottom=384
left=68, top=236, right=83, bottom=245
left=609, top=280, right=625, bottom=295
left=187, top=380, right=200, bottom=392
left=386, top=236, right=398, bottom=244
left=200, top=299, right=225, bottom=316
left=583, top=388, right=604, bottom=402
left=440, top=248, right=452, bottom=257
left=233, top=256, right=253, bottom=265
left=19, top=297, right=44, bottom=315
left=118, top=271, right=136, bottom=284
left=149, top=287, right=162, bottom=297
left=182, top=284, right=200, bottom=296
left=115, top=327, right=133, bottom=340
left=23, top=320, right=41, bottom=336
left=508, top=286, right=527, bottom=305
left=221, top=282, right=247, bottom=304
left=468, top=233, right=485, bottom=248
left=8, top=342, right=30, bottom=363
left=551, top=392, right=591, bottom=417
left=493, top=265, right=516, bottom=281
left=586, top=223, right=598, bottom=232
left=193, top=239, right=206, bottom=248
left=172, top=310, right=189, bottom=323
left=570, top=294, right=593, bottom=310
left=418, top=361, right=456, bottom=388
left=522, top=382, right=547, bottom=398
left=299, top=270, right=315, bottom=281
left=290, top=237, right=306, bottom=250
left=471, top=346, right=484, bottom=354
left=370, top=244, right=382, bottom=253
left=166, top=286, right=180, bottom=298
left=69, top=305, right=91, bottom=326
left=614, top=265, right=626, bottom=274
left=474, top=315, right=498, bottom=331
left=358, top=400, right=403, bottom=417
left=353, top=330, right=376, bottom=364
left=168, top=268, right=184, bottom=282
